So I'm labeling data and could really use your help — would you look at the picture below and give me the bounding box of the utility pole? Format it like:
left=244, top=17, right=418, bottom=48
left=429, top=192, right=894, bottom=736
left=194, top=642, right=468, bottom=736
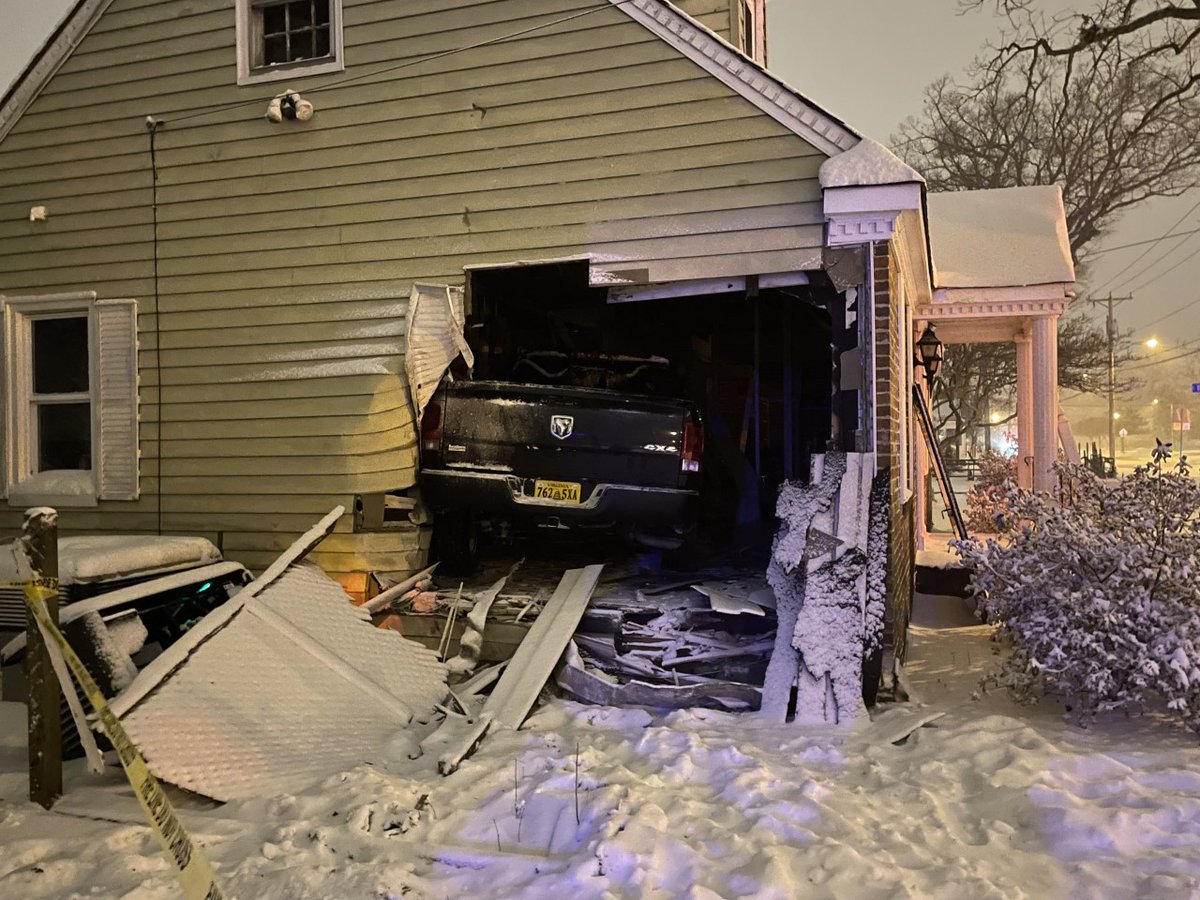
left=1089, top=294, right=1133, bottom=463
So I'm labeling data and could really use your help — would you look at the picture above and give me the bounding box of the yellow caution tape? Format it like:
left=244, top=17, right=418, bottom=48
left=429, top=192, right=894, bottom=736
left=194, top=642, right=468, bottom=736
left=22, top=582, right=226, bottom=900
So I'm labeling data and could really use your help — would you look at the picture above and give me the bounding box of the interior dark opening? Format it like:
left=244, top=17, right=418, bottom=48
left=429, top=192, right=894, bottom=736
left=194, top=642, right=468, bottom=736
left=466, top=261, right=835, bottom=555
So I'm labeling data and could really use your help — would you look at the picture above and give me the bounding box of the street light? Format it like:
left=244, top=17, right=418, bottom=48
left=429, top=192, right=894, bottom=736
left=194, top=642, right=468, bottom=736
left=1145, top=337, right=1160, bottom=350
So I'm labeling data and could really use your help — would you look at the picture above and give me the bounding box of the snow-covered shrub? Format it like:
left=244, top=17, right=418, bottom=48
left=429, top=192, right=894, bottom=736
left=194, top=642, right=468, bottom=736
left=955, top=442, right=1200, bottom=729
left=964, top=452, right=1018, bottom=534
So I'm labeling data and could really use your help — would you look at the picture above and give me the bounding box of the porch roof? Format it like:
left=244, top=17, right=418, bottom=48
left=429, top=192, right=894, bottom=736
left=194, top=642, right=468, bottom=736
left=927, top=186, right=1075, bottom=290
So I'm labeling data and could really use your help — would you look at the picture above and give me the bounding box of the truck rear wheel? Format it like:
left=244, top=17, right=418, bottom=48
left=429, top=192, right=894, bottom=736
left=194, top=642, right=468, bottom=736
left=432, top=510, right=480, bottom=576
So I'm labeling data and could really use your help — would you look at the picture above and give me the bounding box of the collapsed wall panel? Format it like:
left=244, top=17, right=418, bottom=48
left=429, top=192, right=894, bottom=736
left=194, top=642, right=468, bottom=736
left=115, top=515, right=447, bottom=802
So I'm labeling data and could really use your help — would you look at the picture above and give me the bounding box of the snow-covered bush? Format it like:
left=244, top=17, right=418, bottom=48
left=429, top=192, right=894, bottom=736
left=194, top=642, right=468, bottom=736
left=964, top=451, right=1018, bottom=534
left=956, top=442, right=1200, bottom=729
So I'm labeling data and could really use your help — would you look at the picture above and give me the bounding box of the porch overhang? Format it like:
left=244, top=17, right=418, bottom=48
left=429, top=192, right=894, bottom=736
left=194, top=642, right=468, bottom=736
left=918, top=185, right=1077, bottom=495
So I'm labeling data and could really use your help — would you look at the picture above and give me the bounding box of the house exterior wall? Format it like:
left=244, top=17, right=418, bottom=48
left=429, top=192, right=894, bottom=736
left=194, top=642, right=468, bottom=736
left=673, top=0, right=732, bottom=42
left=872, top=240, right=915, bottom=667
left=0, top=0, right=828, bottom=585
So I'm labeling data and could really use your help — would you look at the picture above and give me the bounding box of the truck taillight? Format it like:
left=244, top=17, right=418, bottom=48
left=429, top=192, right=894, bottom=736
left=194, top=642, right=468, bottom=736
left=682, top=421, right=703, bottom=473
left=421, top=401, right=443, bottom=454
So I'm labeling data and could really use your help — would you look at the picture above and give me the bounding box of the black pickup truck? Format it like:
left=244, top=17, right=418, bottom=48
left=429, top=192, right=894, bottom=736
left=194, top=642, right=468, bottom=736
left=418, top=374, right=703, bottom=571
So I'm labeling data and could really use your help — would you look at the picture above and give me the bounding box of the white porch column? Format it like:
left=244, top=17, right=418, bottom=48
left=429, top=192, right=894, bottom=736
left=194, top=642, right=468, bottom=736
left=913, top=375, right=928, bottom=549
left=1015, top=327, right=1034, bottom=490
left=1031, top=314, right=1059, bottom=492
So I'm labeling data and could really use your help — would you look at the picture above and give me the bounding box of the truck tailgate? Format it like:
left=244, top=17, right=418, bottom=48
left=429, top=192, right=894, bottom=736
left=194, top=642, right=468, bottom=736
left=440, top=381, right=688, bottom=487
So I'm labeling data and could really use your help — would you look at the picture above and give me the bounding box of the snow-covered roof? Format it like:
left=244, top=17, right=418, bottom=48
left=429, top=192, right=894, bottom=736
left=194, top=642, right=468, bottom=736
left=58, top=535, right=221, bottom=583
left=819, top=138, right=924, bottom=188
left=0, top=533, right=222, bottom=585
left=927, top=186, right=1075, bottom=289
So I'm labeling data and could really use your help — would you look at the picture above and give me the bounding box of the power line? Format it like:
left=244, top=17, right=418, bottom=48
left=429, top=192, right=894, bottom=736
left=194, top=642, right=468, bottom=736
left=158, top=0, right=642, bottom=127
left=1089, top=225, right=1200, bottom=256
left=1134, top=295, right=1200, bottom=333
left=1123, top=340, right=1200, bottom=372
left=1126, top=241, right=1200, bottom=296
left=1090, top=195, right=1200, bottom=294
left=1104, top=226, right=1200, bottom=294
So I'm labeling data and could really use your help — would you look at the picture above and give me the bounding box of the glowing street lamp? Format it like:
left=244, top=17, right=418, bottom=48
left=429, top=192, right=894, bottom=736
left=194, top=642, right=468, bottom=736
left=1145, top=337, right=1160, bottom=350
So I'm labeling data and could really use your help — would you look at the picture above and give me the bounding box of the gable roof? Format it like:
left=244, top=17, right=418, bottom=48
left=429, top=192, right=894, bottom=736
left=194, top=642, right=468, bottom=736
left=611, top=0, right=859, bottom=156
left=0, top=0, right=112, bottom=143
left=819, top=137, right=924, bottom=188
left=927, top=186, right=1076, bottom=289
left=2, top=0, right=860, bottom=156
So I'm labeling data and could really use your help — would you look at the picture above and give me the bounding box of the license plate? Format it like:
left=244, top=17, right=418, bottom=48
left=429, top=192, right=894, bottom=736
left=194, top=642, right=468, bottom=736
left=533, top=479, right=581, bottom=503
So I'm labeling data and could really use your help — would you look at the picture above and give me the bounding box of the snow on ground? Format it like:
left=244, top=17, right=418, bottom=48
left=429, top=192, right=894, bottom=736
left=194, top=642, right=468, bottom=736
left=3, top=595, right=1200, bottom=899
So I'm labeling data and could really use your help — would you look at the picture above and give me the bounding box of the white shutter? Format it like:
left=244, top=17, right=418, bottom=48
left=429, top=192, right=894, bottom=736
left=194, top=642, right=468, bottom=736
left=95, top=299, right=140, bottom=500
left=405, top=283, right=474, bottom=423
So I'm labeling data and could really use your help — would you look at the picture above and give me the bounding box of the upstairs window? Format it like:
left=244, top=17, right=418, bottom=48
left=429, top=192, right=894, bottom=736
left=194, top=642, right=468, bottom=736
left=237, top=0, right=344, bottom=86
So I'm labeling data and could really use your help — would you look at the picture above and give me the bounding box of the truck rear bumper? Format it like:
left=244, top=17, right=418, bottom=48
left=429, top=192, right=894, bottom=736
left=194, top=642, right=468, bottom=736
left=420, top=469, right=697, bottom=529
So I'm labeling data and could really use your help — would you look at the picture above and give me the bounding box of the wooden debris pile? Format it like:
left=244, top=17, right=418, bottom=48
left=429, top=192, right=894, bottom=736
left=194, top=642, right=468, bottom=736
left=557, top=571, right=778, bottom=712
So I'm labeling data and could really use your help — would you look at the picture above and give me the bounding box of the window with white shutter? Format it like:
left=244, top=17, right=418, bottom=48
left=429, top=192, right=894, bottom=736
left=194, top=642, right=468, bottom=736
left=2, top=292, right=140, bottom=506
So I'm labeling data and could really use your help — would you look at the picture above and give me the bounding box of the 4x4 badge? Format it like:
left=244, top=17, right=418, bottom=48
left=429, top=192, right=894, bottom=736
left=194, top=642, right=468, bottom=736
left=550, top=415, right=574, bottom=440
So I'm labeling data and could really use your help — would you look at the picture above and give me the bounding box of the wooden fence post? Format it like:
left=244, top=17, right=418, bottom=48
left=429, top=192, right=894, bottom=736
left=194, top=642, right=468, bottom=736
left=22, top=507, right=61, bottom=809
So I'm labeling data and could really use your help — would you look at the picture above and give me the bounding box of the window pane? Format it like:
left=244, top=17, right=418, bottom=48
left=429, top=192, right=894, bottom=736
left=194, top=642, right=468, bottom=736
left=290, top=1, right=313, bottom=29
left=264, top=34, right=289, bottom=64
left=255, top=0, right=332, bottom=66
left=33, top=317, right=88, bottom=394
left=262, top=4, right=286, bottom=34
left=38, top=403, right=92, bottom=471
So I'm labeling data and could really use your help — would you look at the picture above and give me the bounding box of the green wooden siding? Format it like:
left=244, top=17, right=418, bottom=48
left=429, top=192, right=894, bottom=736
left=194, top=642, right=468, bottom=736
left=0, top=0, right=827, bottom=580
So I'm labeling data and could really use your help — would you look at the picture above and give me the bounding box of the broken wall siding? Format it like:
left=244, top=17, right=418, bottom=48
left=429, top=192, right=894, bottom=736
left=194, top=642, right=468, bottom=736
left=0, top=0, right=828, bottom=580
left=872, top=242, right=915, bottom=667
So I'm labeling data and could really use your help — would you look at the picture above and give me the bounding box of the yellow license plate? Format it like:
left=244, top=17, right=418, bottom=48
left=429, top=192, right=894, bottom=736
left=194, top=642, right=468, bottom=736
left=533, top=480, right=582, bottom=503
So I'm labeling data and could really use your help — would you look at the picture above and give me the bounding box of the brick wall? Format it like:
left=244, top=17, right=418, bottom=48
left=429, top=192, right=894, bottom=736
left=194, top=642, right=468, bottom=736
left=873, top=242, right=916, bottom=669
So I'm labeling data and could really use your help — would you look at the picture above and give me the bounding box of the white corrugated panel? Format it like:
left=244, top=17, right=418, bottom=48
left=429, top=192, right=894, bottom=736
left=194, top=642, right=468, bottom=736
left=404, top=282, right=475, bottom=423
left=94, top=299, right=139, bottom=500
left=117, top=562, right=447, bottom=801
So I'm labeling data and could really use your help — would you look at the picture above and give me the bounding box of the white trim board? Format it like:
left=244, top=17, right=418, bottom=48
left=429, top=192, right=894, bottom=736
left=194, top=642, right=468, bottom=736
left=0, top=0, right=114, bottom=144
left=608, top=0, right=859, bottom=156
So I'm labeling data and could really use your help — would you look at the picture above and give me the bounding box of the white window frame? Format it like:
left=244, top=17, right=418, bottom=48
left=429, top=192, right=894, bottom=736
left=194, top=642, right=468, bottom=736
left=236, top=0, right=345, bottom=87
left=2, top=292, right=139, bottom=507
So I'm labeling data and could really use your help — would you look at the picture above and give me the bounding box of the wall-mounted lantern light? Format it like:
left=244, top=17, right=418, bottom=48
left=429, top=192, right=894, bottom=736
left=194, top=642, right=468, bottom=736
left=916, top=323, right=944, bottom=390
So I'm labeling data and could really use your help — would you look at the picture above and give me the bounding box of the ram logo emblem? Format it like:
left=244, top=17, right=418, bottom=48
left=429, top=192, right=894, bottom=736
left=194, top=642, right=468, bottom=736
left=550, top=415, right=574, bottom=440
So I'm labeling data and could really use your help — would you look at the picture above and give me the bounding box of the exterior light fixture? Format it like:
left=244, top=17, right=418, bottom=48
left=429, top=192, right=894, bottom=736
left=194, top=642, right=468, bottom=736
left=916, top=323, right=944, bottom=389
left=1113, top=412, right=1121, bottom=420
left=1145, top=337, right=1160, bottom=350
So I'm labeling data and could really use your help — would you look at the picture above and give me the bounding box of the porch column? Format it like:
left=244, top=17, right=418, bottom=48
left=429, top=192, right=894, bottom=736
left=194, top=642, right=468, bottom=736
left=1031, top=314, right=1059, bottom=492
left=913, top=374, right=929, bottom=549
left=1014, top=327, right=1034, bottom=490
